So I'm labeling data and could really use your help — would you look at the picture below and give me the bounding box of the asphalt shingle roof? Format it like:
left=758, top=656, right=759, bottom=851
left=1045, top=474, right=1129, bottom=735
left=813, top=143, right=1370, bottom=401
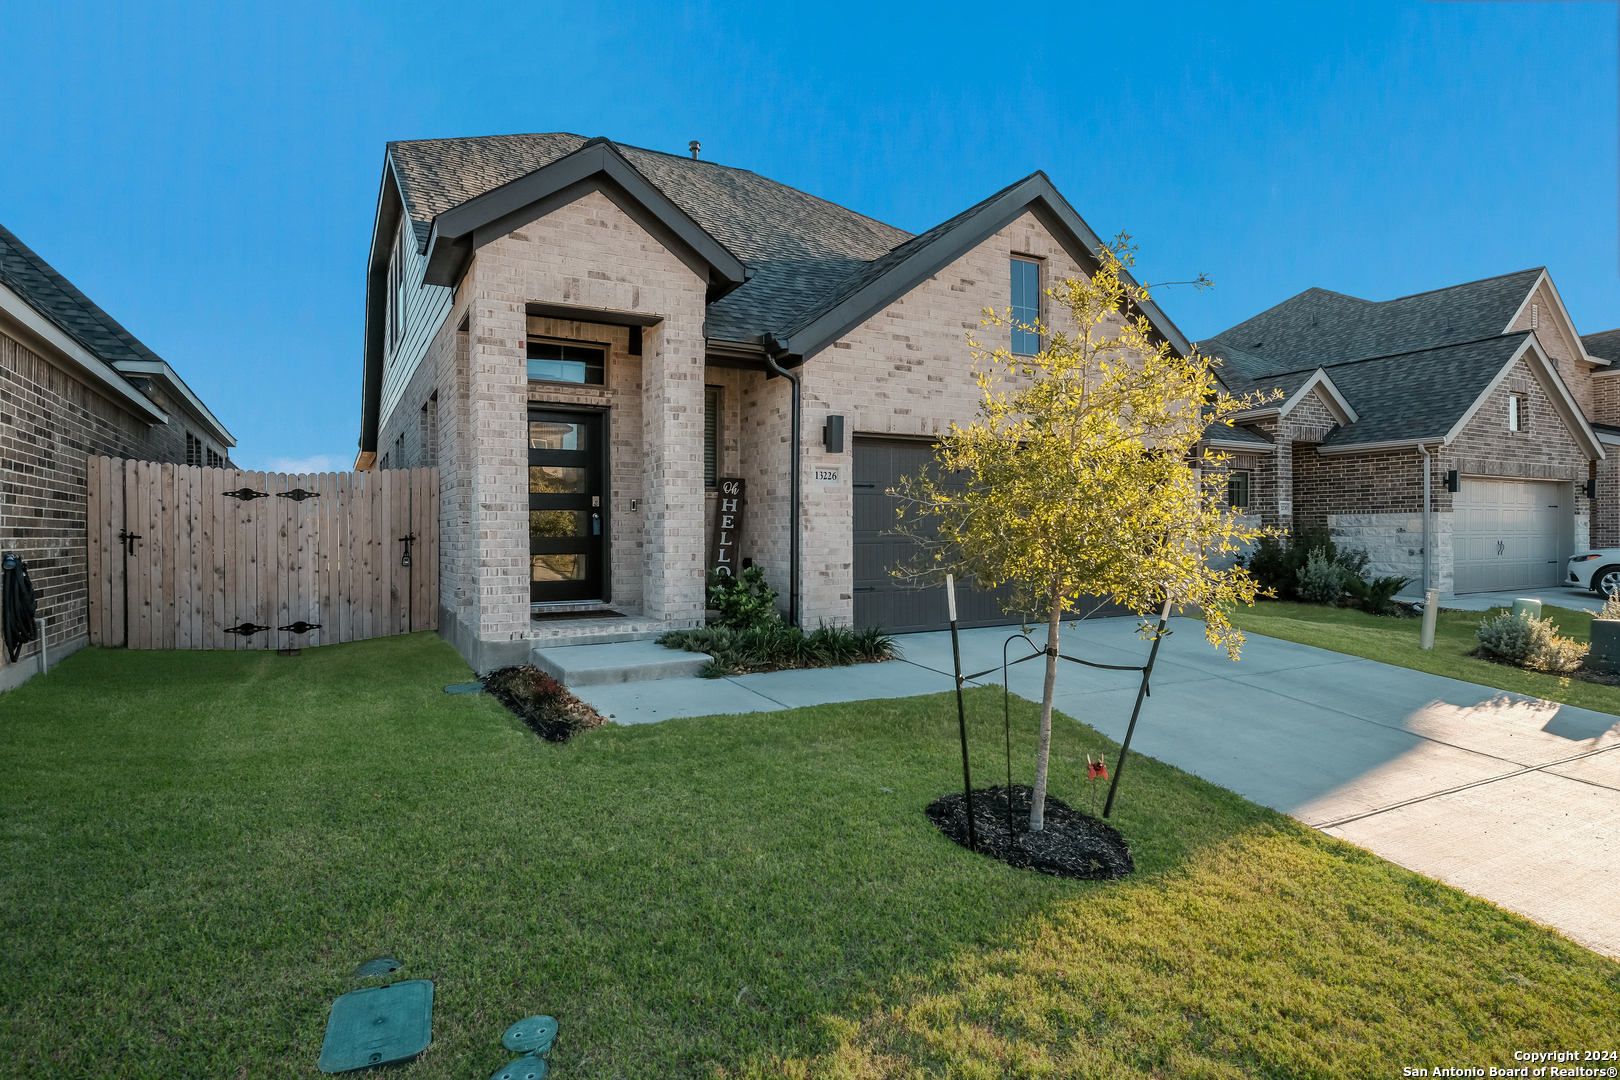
left=1307, top=334, right=1530, bottom=448
left=1202, top=268, right=1542, bottom=376
left=387, top=134, right=913, bottom=342
left=0, top=222, right=162, bottom=366
left=1202, top=421, right=1273, bottom=447
left=1584, top=328, right=1620, bottom=365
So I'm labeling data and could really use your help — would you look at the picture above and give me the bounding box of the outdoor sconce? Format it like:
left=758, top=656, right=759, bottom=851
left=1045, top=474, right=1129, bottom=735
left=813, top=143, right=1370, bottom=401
left=1584, top=478, right=1597, bottom=499
left=823, top=414, right=845, bottom=454
left=1444, top=470, right=1459, bottom=493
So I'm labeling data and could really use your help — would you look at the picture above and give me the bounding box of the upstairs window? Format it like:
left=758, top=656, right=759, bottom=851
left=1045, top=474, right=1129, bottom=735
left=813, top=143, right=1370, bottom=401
left=1010, top=258, right=1041, bottom=355
left=185, top=432, right=203, bottom=466
left=1227, top=471, right=1250, bottom=510
left=206, top=448, right=223, bottom=468
left=1508, top=395, right=1523, bottom=432
left=527, top=339, right=606, bottom=385
left=704, top=386, right=721, bottom=491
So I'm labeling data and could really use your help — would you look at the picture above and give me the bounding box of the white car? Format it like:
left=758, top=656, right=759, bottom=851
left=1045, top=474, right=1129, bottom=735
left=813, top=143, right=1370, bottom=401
left=1566, top=550, right=1620, bottom=596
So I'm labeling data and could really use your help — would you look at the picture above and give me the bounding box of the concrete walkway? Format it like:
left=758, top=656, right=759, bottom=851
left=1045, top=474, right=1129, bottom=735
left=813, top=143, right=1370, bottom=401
left=1431, top=586, right=1606, bottom=614
left=579, top=618, right=1620, bottom=959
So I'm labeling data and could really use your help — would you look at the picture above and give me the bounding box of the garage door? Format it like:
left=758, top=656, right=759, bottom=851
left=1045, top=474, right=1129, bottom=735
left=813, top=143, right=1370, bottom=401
left=852, top=439, right=1123, bottom=633
left=1453, top=479, right=1565, bottom=593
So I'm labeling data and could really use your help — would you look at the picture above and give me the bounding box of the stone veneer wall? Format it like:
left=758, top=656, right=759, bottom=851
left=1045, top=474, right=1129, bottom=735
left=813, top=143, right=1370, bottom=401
left=0, top=322, right=222, bottom=689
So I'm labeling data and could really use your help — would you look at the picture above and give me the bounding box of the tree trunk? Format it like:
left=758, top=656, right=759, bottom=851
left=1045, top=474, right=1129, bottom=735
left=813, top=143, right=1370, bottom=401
left=1029, top=587, right=1064, bottom=832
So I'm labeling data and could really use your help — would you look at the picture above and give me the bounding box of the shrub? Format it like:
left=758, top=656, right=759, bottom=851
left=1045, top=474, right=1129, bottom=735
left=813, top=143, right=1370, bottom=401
left=1601, top=591, right=1620, bottom=621
left=658, top=622, right=898, bottom=677
left=1296, top=548, right=1347, bottom=606
left=1343, top=574, right=1412, bottom=617
left=1242, top=528, right=1368, bottom=602
left=1475, top=611, right=1589, bottom=673
left=707, top=565, right=781, bottom=629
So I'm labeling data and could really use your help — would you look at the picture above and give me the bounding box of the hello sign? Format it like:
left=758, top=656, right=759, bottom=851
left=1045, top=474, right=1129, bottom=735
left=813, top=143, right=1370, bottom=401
left=710, top=478, right=745, bottom=577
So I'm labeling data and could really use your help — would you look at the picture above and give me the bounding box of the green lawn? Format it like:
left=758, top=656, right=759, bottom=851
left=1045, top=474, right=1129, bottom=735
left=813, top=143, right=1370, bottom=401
left=1, top=635, right=1615, bottom=1079
left=1228, top=600, right=1620, bottom=717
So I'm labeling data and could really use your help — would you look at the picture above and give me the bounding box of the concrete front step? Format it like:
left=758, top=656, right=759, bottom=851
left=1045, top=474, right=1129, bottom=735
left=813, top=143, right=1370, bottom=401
left=529, top=615, right=668, bottom=650
left=532, top=639, right=710, bottom=687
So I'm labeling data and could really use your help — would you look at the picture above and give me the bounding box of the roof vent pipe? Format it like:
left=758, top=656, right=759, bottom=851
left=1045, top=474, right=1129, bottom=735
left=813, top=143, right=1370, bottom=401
left=689, top=140, right=701, bottom=160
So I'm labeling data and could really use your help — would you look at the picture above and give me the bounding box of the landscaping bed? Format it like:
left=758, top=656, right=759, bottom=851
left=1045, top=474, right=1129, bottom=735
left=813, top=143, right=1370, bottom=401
left=925, top=783, right=1134, bottom=880
left=481, top=664, right=607, bottom=742
left=656, top=622, right=897, bottom=677
left=2, top=635, right=1615, bottom=1078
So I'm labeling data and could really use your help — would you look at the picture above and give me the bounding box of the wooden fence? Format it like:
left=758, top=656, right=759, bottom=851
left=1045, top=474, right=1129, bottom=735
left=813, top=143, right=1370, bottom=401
left=86, top=459, right=438, bottom=650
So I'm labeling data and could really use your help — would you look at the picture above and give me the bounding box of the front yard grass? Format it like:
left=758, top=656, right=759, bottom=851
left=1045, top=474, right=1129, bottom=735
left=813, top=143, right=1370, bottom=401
left=2, top=634, right=1615, bottom=1078
left=1228, top=600, right=1620, bottom=716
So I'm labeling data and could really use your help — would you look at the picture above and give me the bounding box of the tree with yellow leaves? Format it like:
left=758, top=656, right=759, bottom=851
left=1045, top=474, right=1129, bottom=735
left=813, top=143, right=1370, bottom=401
left=892, top=239, right=1273, bottom=830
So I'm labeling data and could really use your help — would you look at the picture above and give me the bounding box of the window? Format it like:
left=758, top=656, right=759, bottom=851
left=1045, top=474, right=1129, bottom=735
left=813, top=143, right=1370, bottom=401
left=1508, top=395, right=1522, bottom=432
left=1010, top=258, right=1041, bottom=354
left=704, top=386, right=721, bottom=491
left=527, top=339, right=606, bottom=385
left=185, top=432, right=203, bottom=466
left=1227, top=470, right=1250, bottom=510
left=206, top=448, right=223, bottom=468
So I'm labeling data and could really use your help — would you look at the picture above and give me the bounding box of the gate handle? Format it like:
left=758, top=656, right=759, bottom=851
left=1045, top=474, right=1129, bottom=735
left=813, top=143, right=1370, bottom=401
left=118, top=530, right=142, bottom=555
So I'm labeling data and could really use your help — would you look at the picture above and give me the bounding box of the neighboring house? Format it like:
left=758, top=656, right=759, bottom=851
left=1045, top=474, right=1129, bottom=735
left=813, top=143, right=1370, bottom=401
left=354, top=133, right=1193, bottom=670
left=1201, top=268, right=1616, bottom=598
left=0, top=223, right=235, bottom=691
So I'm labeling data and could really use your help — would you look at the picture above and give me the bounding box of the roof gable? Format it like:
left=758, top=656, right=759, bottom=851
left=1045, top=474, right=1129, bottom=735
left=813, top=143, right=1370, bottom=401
left=1202, top=268, right=1545, bottom=374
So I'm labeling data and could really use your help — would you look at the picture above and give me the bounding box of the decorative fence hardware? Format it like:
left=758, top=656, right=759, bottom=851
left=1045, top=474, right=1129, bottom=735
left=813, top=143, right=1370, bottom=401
left=87, top=460, right=438, bottom=651
left=399, top=534, right=416, bottom=568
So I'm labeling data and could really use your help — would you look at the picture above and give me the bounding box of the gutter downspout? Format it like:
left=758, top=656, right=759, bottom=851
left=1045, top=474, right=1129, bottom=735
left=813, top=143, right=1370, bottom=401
left=1419, top=443, right=1433, bottom=595
left=763, top=352, right=802, bottom=627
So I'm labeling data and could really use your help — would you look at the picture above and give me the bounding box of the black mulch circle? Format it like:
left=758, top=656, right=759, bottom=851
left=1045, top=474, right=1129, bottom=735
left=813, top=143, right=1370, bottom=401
left=926, top=784, right=1133, bottom=880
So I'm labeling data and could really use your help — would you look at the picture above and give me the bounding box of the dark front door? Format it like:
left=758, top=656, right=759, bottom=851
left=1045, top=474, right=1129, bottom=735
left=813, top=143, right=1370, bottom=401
left=529, top=410, right=605, bottom=603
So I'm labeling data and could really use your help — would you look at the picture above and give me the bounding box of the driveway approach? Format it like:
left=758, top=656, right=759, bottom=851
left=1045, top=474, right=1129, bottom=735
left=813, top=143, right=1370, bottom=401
left=579, top=618, right=1620, bottom=959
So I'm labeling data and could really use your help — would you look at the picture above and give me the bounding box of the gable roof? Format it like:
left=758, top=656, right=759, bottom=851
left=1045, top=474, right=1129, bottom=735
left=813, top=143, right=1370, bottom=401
left=0, top=223, right=233, bottom=443
left=381, top=133, right=1191, bottom=356
left=1203, top=267, right=1545, bottom=378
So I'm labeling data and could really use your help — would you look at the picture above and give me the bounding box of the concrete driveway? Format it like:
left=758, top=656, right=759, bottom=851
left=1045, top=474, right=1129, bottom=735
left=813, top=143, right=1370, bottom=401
left=578, top=618, right=1620, bottom=959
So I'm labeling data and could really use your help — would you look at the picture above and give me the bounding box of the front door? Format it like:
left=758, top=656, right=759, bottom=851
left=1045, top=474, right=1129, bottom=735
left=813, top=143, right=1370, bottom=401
left=529, top=410, right=605, bottom=603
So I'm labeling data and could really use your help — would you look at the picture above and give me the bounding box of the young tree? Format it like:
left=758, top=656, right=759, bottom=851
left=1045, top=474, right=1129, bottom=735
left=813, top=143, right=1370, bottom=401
left=893, top=239, right=1273, bottom=830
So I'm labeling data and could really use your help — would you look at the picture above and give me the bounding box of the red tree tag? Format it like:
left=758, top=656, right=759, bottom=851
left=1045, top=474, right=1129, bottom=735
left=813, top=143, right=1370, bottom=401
left=1087, top=756, right=1108, bottom=781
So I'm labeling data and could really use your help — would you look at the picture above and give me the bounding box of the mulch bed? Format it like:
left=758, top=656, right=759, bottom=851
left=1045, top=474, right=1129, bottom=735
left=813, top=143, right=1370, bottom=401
left=482, top=665, right=608, bottom=742
left=925, top=784, right=1134, bottom=880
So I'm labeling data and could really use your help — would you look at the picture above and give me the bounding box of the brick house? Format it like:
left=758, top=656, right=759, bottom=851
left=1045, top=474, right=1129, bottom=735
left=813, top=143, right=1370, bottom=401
left=1, top=223, right=235, bottom=691
left=1201, top=268, right=1617, bottom=598
left=354, top=134, right=1193, bottom=670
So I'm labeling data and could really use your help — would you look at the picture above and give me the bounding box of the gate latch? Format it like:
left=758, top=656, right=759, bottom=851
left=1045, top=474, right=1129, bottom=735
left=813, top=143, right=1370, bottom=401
left=224, top=487, right=269, bottom=501
left=117, top=530, right=142, bottom=555
left=399, top=534, right=417, bottom=568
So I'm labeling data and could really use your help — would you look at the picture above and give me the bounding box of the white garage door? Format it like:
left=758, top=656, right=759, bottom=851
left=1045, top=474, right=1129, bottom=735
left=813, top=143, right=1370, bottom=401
left=1453, top=479, right=1565, bottom=593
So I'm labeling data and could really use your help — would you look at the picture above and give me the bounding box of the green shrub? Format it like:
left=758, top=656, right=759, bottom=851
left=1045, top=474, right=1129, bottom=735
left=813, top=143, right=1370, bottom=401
left=658, top=621, right=898, bottom=677
left=1296, top=549, right=1347, bottom=606
left=707, top=565, right=781, bottom=629
left=1343, top=574, right=1412, bottom=616
left=1242, top=528, right=1368, bottom=602
left=1475, top=611, right=1589, bottom=673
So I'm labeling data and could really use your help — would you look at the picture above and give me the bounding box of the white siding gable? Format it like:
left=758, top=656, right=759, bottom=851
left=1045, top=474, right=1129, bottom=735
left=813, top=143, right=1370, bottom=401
left=380, top=218, right=453, bottom=435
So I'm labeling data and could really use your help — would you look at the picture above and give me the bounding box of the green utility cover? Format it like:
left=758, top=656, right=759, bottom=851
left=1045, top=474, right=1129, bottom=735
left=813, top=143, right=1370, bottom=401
left=502, top=1015, right=558, bottom=1053
left=444, top=683, right=484, bottom=694
left=317, top=979, right=434, bottom=1073
left=490, top=1055, right=548, bottom=1080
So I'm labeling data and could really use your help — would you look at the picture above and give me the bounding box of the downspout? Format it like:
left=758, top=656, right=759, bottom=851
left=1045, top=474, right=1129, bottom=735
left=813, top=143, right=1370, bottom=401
left=1419, top=443, right=1433, bottom=595
left=763, top=352, right=802, bottom=627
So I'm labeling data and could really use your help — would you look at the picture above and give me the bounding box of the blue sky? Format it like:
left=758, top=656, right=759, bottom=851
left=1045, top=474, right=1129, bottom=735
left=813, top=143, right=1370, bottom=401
left=0, top=1, right=1614, bottom=471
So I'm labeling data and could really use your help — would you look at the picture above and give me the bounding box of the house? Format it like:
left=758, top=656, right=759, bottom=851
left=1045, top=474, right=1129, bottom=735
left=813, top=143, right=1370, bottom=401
left=354, top=133, right=1193, bottom=671
left=0, top=223, right=236, bottom=690
left=1201, top=268, right=1617, bottom=598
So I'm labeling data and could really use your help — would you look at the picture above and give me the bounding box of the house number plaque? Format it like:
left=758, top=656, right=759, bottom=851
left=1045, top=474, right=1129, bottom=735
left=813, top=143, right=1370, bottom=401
left=709, top=478, right=745, bottom=578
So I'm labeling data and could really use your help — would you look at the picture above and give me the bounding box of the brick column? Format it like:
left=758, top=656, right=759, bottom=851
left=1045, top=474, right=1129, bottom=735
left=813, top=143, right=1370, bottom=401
left=640, top=319, right=707, bottom=626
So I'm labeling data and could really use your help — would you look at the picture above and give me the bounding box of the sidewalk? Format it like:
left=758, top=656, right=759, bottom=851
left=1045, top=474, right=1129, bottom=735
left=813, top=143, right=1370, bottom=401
left=578, top=617, right=1620, bottom=959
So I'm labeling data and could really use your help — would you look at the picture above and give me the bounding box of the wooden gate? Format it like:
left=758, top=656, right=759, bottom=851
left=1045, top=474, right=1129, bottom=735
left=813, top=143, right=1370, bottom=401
left=86, top=458, right=439, bottom=650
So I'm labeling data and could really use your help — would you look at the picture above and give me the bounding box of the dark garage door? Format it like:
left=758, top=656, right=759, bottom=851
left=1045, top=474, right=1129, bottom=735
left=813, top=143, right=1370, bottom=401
left=852, top=438, right=1022, bottom=633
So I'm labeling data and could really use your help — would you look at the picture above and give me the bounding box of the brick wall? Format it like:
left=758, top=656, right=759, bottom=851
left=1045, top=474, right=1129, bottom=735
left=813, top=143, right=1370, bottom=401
left=787, top=211, right=1105, bottom=626
left=0, top=323, right=215, bottom=686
